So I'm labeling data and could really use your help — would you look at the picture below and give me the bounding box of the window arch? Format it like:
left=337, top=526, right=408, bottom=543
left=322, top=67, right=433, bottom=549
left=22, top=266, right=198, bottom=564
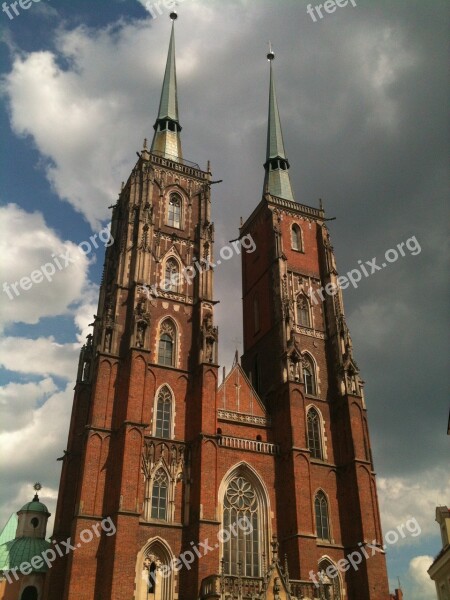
left=220, top=465, right=269, bottom=579
left=21, top=588, right=38, bottom=600
left=164, top=258, right=180, bottom=293
left=151, top=469, right=169, bottom=520
left=136, top=538, right=175, bottom=600
left=315, top=491, right=330, bottom=540
left=303, top=354, right=317, bottom=395
left=297, top=294, right=311, bottom=327
left=158, top=319, right=176, bottom=366
left=318, top=558, right=342, bottom=599
left=291, top=224, right=302, bottom=251
left=155, top=386, right=172, bottom=439
left=167, top=193, right=182, bottom=228
left=307, top=407, right=323, bottom=459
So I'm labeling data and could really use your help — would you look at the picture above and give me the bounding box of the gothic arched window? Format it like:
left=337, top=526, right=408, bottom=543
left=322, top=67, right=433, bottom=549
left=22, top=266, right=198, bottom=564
left=318, top=559, right=342, bottom=599
left=155, top=386, right=172, bottom=439
left=315, top=491, right=330, bottom=540
left=164, top=258, right=180, bottom=293
left=151, top=469, right=169, bottom=520
left=291, top=224, right=302, bottom=251
left=307, top=407, right=323, bottom=459
left=158, top=319, right=176, bottom=366
left=223, top=475, right=261, bottom=577
left=167, top=193, right=182, bottom=228
left=297, top=294, right=311, bottom=327
left=303, top=355, right=316, bottom=396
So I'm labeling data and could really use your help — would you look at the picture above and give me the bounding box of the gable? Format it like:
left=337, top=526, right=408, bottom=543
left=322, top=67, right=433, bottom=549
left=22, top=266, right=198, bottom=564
left=217, top=363, right=267, bottom=420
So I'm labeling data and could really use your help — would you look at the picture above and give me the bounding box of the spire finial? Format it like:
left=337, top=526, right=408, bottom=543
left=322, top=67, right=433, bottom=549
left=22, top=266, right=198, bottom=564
left=150, top=8, right=183, bottom=160
left=33, top=482, right=42, bottom=501
left=267, top=41, right=275, bottom=61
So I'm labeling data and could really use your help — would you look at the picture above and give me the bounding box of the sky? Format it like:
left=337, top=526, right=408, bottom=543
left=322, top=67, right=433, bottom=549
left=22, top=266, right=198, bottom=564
left=0, top=0, right=448, bottom=597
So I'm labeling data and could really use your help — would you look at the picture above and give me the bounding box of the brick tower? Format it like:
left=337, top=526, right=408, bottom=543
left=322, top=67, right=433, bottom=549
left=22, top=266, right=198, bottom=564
left=45, top=17, right=390, bottom=600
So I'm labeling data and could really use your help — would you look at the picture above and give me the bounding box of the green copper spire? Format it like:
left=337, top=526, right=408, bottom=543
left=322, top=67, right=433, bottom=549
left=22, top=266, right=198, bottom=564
left=151, top=12, right=183, bottom=160
left=264, top=48, right=295, bottom=201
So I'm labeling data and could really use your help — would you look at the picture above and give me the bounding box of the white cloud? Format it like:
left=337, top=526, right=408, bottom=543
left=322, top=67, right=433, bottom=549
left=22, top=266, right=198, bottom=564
left=407, top=555, right=435, bottom=599
left=0, top=336, right=78, bottom=380
left=0, top=204, right=89, bottom=330
left=0, top=378, right=57, bottom=433
left=2, top=24, right=159, bottom=227
left=0, top=382, right=74, bottom=532
left=378, top=470, right=450, bottom=541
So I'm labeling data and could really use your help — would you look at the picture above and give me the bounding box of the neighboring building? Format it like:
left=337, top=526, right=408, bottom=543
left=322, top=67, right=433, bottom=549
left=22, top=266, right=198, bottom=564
left=43, top=13, right=390, bottom=600
left=0, top=487, right=51, bottom=600
left=428, top=506, right=450, bottom=599
left=389, top=589, right=403, bottom=600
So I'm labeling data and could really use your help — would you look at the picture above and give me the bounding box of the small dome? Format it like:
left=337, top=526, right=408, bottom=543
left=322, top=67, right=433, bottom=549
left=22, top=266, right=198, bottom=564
left=19, top=495, right=50, bottom=515
left=0, top=537, right=52, bottom=572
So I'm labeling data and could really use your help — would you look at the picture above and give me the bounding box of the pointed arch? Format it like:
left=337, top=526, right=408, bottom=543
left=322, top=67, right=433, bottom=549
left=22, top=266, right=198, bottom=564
left=153, top=385, right=173, bottom=439
left=158, top=318, right=177, bottom=367
left=314, top=490, right=331, bottom=541
left=306, top=406, right=323, bottom=460
left=163, top=257, right=180, bottom=293
left=291, top=223, right=303, bottom=251
left=167, top=192, right=182, bottom=229
left=318, top=556, right=342, bottom=599
left=296, top=293, right=311, bottom=327
left=219, top=462, right=270, bottom=578
left=135, top=536, right=175, bottom=600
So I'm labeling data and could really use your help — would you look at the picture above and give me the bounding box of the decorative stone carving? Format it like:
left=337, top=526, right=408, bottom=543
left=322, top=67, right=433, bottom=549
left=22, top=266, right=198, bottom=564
left=201, top=312, right=218, bottom=364
left=134, top=297, right=151, bottom=349
left=78, top=334, right=94, bottom=383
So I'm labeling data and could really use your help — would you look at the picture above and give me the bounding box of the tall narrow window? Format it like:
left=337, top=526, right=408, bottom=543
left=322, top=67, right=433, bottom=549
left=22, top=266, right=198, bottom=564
left=303, top=356, right=316, bottom=395
left=158, top=320, right=176, bottom=366
left=297, top=294, right=311, bottom=327
left=223, top=475, right=261, bottom=577
left=315, top=491, right=330, bottom=540
left=155, top=386, right=172, bottom=438
left=318, top=560, right=342, bottom=599
left=164, top=258, right=180, bottom=293
left=151, top=469, right=168, bottom=520
left=307, top=408, right=323, bottom=459
left=167, top=193, right=181, bottom=228
left=291, top=224, right=302, bottom=251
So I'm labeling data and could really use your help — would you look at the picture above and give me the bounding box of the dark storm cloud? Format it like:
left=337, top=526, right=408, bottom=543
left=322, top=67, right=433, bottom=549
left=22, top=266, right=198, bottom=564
left=171, top=0, right=449, bottom=478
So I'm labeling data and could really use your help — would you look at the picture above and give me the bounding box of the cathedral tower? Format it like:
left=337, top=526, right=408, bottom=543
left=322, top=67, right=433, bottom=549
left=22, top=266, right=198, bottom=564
left=238, top=49, right=390, bottom=598
left=45, top=14, right=220, bottom=599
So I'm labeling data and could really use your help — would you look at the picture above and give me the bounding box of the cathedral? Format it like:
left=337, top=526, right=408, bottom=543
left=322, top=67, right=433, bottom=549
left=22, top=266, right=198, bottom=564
left=42, top=12, right=390, bottom=600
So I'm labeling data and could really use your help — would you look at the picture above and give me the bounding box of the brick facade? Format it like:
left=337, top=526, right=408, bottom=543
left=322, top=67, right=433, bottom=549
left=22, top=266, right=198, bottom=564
left=44, top=22, right=390, bottom=600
